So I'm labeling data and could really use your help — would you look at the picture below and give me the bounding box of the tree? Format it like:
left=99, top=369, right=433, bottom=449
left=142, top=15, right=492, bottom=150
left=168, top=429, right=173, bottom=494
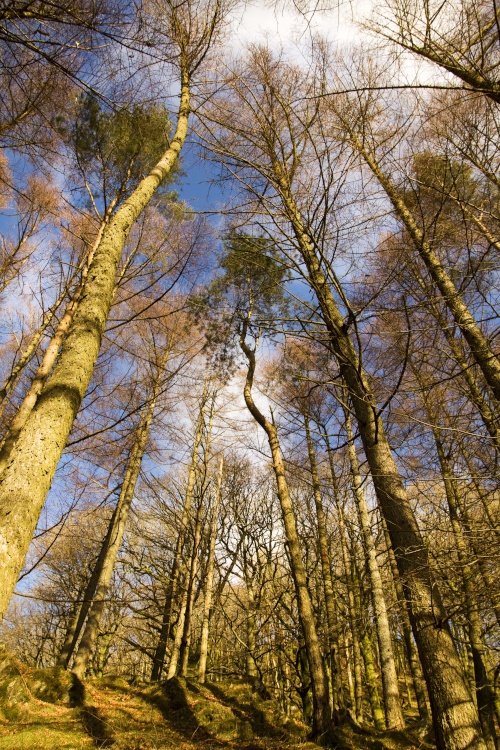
left=201, top=232, right=332, bottom=737
left=369, top=0, right=500, bottom=103
left=200, top=48, right=489, bottom=750
left=0, top=0, right=229, bottom=621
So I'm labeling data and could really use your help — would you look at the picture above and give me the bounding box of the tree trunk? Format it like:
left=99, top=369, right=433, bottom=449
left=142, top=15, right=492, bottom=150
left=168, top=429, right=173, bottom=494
left=454, top=505, right=500, bottom=628
left=432, top=309, right=499, bottom=453
left=332, top=474, right=366, bottom=724
left=179, top=390, right=217, bottom=677
left=246, top=580, right=259, bottom=686
left=166, top=572, right=189, bottom=679
left=57, top=527, right=115, bottom=668
left=198, top=454, right=223, bottom=683
left=179, top=502, right=203, bottom=677
left=71, top=358, right=165, bottom=679
left=345, top=410, right=405, bottom=729
left=0, top=73, right=190, bottom=622
left=433, top=434, right=497, bottom=750
left=380, top=516, right=430, bottom=720
left=240, top=328, right=331, bottom=738
left=351, top=550, right=386, bottom=729
left=150, top=381, right=208, bottom=681
left=303, top=413, right=343, bottom=715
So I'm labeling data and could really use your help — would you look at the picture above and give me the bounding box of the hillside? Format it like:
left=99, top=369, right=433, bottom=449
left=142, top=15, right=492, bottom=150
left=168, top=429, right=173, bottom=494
left=0, top=651, right=434, bottom=750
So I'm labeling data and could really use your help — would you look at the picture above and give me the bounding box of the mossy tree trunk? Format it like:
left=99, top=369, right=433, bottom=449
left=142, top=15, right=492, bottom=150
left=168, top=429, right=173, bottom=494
left=303, top=412, right=343, bottom=715
left=0, top=73, right=191, bottom=622
left=332, top=471, right=366, bottom=724
left=354, top=570, right=385, bottom=731
left=380, top=516, right=430, bottom=720
left=178, top=501, right=203, bottom=677
left=198, top=454, right=223, bottom=683
left=433, top=433, right=498, bottom=750
left=345, top=409, right=405, bottom=729
left=58, top=521, right=117, bottom=669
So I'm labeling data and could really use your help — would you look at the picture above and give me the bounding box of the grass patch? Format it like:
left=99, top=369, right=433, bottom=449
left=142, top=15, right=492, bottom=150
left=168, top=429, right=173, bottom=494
left=0, top=655, right=436, bottom=750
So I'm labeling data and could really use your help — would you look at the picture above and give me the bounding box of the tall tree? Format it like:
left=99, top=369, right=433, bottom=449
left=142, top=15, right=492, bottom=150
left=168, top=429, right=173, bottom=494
left=201, top=49, right=488, bottom=750
left=0, top=0, right=228, bottom=621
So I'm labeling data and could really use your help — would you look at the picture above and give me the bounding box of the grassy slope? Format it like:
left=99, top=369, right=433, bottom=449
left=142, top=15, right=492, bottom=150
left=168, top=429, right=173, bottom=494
left=0, top=653, right=434, bottom=750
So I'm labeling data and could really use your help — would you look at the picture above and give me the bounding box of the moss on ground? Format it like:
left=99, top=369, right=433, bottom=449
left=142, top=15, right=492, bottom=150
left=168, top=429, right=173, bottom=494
left=329, top=720, right=434, bottom=750
left=0, top=659, right=435, bottom=750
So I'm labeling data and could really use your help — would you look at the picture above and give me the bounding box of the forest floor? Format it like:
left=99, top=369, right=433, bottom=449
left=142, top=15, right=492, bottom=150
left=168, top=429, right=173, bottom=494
left=0, top=650, right=434, bottom=750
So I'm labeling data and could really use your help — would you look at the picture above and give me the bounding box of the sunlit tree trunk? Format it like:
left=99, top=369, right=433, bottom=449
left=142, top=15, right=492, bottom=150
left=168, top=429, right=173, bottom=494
left=352, top=559, right=385, bottom=731
left=322, top=427, right=366, bottom=722
left=0, top=72, right=191, bottom=621
left=58, top=522, right=115, bottom=669
left=433, top=433, right=498, bottom=750
left=178, top=502, right=203, bottom=677
left=179, top=391, right=217, bottom=677
left=344, top=409, right=405, bottom=729
left=240, top=326, right=331, bottom=738
left=151, top=383, right=208, bottom=680
left=303, top=412, right=343, bottom=715
left=198, top=454, right=223, bottom=683
left=245, top=580, right=259, bottom=686
left=380, top=517, right=430, bottom=720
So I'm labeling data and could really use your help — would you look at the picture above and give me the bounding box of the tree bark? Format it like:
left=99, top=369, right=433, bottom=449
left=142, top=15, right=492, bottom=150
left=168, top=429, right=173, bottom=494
left=303, top=413, right=343, bottom=715
left=433, top=433, right=498, bottom=750
left=57, top=523, right=116, bottom=668
left=179, top=502, right=203, bottom=677
left=198, top=454, right=223, bottom=683
left=344, top=410, right=405, bottom=729
left=332, top=470, right=367, bottom=725
left=275, top=171, right=486, bottom=750
left=0, top=72, right=190, bottom=622
left=240, top=327, right=331, bottom=738
left=351, top=548, right=386, bottom=730
left=151, top=382, right=209, bottom=680
left=380, top=516, right=430, bottom=720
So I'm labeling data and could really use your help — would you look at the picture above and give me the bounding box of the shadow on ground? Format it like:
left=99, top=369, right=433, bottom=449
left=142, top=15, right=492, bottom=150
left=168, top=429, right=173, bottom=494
left=204, top=681, right=281, bottom=739
left=149, top=677, right=231, bottom=745
left=70, top=674, right=114, bottom=748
